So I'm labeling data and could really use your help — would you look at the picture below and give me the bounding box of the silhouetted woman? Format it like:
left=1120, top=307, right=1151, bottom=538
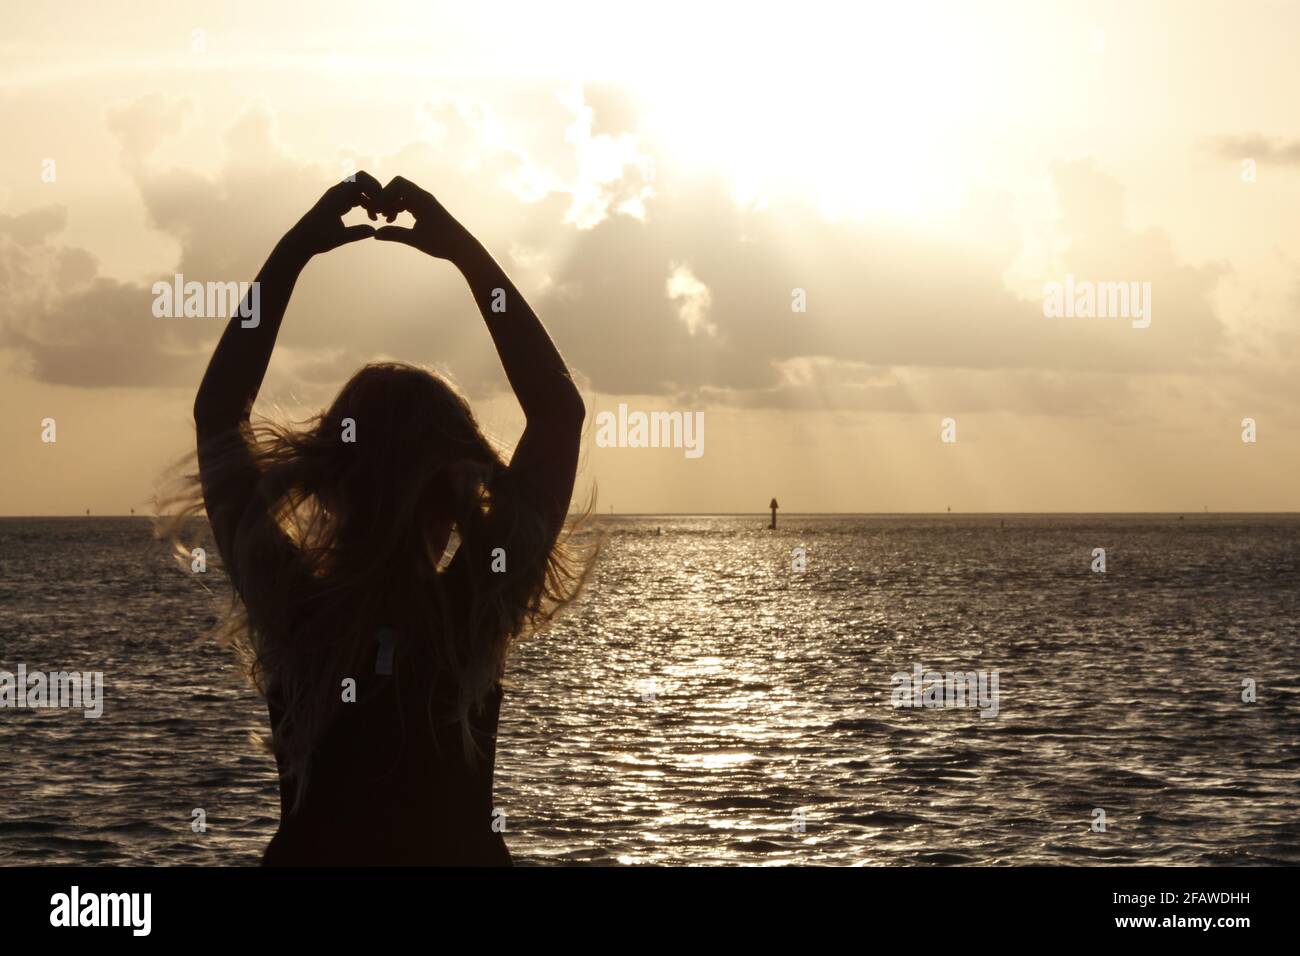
left=173, top=172, right=589, bottom=865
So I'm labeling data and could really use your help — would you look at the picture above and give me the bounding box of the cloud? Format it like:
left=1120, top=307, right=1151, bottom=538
left=1213, top=134, right=1300, bottom=167
left=105, top=94, right=191, bottom=166
left=666, top=263, right=715, bottom=338
left=555, top=85, right=654, bottom=229
left=693, top=360, right=1147, bottom=418
left=0, top=84, right=1246, bottom=421
left=530, top=159, right=1230, bottom=406
left=417, top=86, right=653, bottom=229
left=0, top=206, right=205, bottom=387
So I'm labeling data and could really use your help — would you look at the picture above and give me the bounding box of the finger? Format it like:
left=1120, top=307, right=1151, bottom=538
left=377, top=175, right=428, bottom=222
left=325, top=180, right=364, bottom=216
left=328, top=173, right=383, bottom=217
left=339, top=224, right=376, bottom=244
left=376, top=177, right=406, bottom=222
left=373, top=225, right=418, bottom=245
left=352, top=170, right=384, bottom=219
left=353, top=169, right=383, bottom=197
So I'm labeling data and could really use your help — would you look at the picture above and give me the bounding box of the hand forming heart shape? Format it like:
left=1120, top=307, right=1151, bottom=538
left=283, top=171, right=472, bottom=263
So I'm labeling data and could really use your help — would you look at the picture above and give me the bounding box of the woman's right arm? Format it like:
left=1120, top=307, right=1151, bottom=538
left=195, top=173, right=382, bottom=579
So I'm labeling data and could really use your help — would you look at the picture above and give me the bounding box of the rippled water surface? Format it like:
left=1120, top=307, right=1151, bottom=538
left=2, top=515, right=1298, bottom=865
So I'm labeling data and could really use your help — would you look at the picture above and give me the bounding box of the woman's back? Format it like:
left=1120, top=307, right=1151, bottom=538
left=262, top=626, right=511, bottom=866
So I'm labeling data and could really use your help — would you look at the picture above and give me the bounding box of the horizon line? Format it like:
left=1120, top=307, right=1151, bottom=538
left=5, top=510, right=1299, bottom=519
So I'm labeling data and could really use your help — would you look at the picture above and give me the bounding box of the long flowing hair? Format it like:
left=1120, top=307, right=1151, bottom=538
left=156, top=362, right=594, bottom=804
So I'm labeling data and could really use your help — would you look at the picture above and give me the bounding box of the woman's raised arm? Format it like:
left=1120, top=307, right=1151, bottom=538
left=192, top=172, right=383, bottom=576
left=374, top=176, right=585, bottom=526
left=192, top=172, right=384, bottom=432
left=373, top=176, right=585, bottom=428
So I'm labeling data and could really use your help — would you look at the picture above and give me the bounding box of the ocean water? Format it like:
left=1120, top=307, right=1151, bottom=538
left=1, top=514, right=1297, bottom=866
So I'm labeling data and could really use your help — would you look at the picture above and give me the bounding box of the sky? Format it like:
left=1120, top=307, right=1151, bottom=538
left=1, top=0, right=1298, bottom=514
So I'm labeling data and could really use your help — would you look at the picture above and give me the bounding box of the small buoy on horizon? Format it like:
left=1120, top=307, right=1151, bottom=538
left=769, top=497, right=779, bottom=530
